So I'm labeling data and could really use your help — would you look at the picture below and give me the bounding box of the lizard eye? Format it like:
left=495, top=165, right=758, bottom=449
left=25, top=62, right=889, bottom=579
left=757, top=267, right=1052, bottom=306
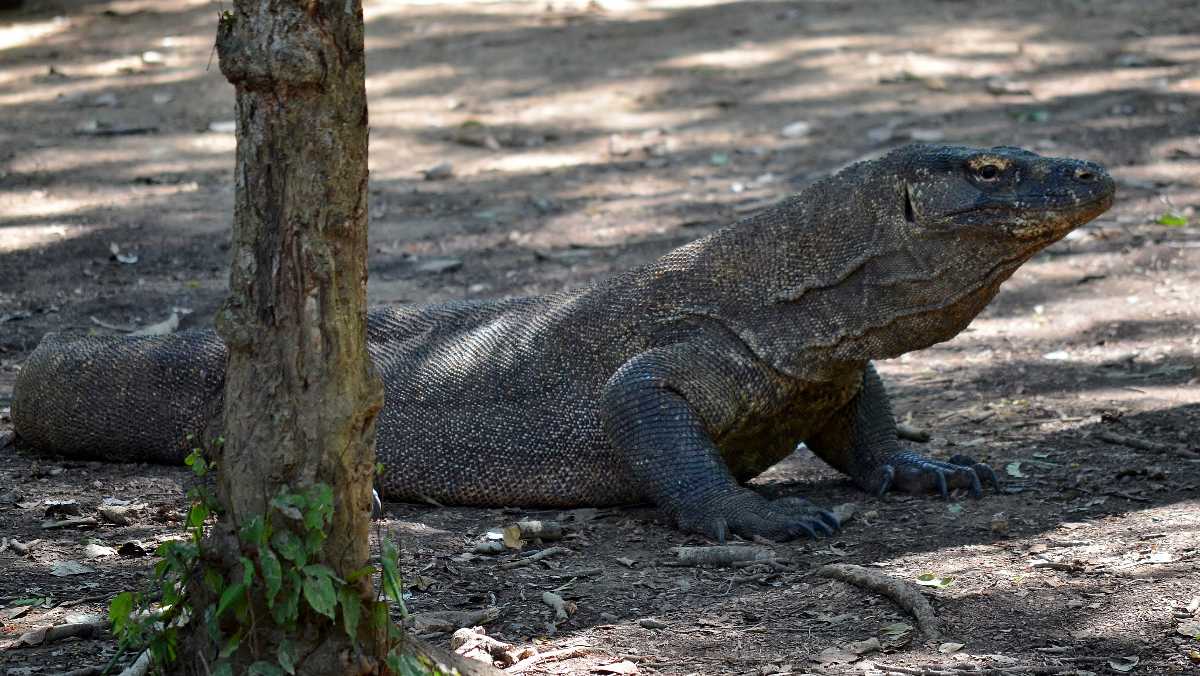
left=975, top=164, right=1002, bottom=181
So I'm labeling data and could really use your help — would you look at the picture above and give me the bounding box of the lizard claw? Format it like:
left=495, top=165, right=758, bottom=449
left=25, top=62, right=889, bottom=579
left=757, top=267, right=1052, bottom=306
left=675, top=490, right=839, bottom=542
left=949, top=454, right=1001, bottom=493
left=817, top=510, right=840, bottom=532
left=869, top=452, right=997, bottom=499
left=874, top=464, right=895, bottom=497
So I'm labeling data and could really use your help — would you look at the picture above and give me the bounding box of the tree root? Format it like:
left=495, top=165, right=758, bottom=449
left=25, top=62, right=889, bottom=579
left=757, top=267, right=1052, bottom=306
left=817, top=563, right=942, bottom=639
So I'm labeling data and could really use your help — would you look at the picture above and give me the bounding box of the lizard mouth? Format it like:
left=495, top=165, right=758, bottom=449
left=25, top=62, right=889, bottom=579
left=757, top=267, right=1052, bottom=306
left=1010, top=191, right=1116, bottom=240
left=903, top=182, right=917, bottom=224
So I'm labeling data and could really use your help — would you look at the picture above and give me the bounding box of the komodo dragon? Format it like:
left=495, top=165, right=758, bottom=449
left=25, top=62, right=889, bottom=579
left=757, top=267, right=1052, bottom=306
left=11, top=144, right=1114, bottom=541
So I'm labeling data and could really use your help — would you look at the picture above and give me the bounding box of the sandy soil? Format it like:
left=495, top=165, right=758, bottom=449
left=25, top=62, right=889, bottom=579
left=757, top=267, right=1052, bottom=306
left=1, top=0, right=1198, bottom=673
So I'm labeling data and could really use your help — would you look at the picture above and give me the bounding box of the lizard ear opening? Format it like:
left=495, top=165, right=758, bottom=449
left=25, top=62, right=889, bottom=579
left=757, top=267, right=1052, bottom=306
left=903, top=183, right=916, bottom=224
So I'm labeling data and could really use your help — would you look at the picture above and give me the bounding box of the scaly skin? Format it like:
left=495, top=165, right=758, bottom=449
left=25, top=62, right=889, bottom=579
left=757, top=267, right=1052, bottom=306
left=12, top=144, right=1115, bottom=542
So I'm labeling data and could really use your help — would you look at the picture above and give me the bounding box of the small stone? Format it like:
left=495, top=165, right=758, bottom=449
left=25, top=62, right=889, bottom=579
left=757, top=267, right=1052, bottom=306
left=990, top=512, right=1010, bottom=535
left=422, top=162, right=454, bottom=181
left=50, top=560, right=95, bottom=577
left=151, top=92, right=174, bottom=105
left=1042, top=350, right=1069, bottom=361
left=84, top=543, right=117, bottom=559
left=118, top=541, right=148, bottom=557
left=907, top=128, right=945, bottom=142
left=638, top=618, right=667, bottom=629
left=986, top=77, right=1032, bottom=95
left=414, top=257, right=462, bottom=274
left=867, top=125, right=895, bottom=143
left=780, top=120, right=812, bottom=138
left=45, top=499, right=81, bottom=517
left=141, top=50, right=165, bottom=65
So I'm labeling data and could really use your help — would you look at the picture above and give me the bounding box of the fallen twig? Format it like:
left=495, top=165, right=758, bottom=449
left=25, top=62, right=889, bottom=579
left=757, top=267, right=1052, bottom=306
left=818, top=563, right=941, bottom=639
left=40, top=517, right=99, bottom=530
left=1095, top=429, right=1199, bottom=459
left=1030, top=560, right=1085, bottom=573
left=0, top=619, right=106, bottom=649
left=505, top=645, right=594, bottom=673
left=118, top=653, right=151, bottom=676
left=672, top=545, right=775, bottom=567
left=498, top=545, right=571, bottom=570
left=542, top=591, right=573, bottom=621
left=407, top=607, right=502, bottom=634
left=878, top=665, right=1098, bottom=676
left=49, top=667, right=103, bottom=676
left=542, top=567, right=603, bottom=579
left=896, top=422, right=931, bottom=442
left=451, top=627, right=529, bottom=668
left=514, top=519, right=563, bottom=541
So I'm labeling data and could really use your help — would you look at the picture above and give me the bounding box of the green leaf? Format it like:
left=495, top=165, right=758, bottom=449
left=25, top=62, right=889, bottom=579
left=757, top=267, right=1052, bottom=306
left=186, top=501, right=210, bottom=530
left=339, top=586, right=362, bottom=639
left=346, top=565, right=376, bottom=583
left=1158, top=212, right=1189, bottom=227
left=219, top=628, right=244, bottom=659
left=303, top=569, right=337, bottom=620
left=302, top=563, right=344, bottom=584
left=915, top=572, right=955, bottom=588
left=212, top=662, right=234, bottom=676
left=272, top=530, right=306, bottom=566
left=109, top=592, right=136, bottom=639
left=149, top=626, right=178, bottom=663
left=247, top=661, right=286, bottom=676
left=260, top=547, right=283, bottom=605
left=240, top=555, right=256, bottom=588
left=184, top=448, right=208, bottom=476
left=394, top=653, right=431, bottom=676
left=239, top=515, right=267, bottom=548
left=370, top=598, right=389, bottom=629
left=300, top=484, right=334, bottom=536
left=204, top=567, right=225, bottom=595
left=216, top=582, right=246, bottom=618
left=303, top=528, right=326, bottom=556
left=380, top=540, right=406, bottom=613
left=277, top=638, right=297, bottom=675
left=272, top=569, right=303, bottom=626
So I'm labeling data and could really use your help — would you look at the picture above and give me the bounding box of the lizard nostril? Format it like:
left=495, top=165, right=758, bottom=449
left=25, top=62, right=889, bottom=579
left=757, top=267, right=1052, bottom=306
left=1074, top=168, right=1096, bottom=182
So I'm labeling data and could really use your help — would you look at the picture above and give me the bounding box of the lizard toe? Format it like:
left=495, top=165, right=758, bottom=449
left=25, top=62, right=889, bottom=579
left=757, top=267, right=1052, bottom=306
left=675, top=491, right=835, bottom=542
left=882, top=453, right=997, bottom=499
left=949, top=454, right=1001, bottom=493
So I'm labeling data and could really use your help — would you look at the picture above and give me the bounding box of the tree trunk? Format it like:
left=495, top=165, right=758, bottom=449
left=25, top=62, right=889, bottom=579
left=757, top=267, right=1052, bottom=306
left=206, top=0, right=384, bottom=671
left=189, top=4, right=505, bottom=674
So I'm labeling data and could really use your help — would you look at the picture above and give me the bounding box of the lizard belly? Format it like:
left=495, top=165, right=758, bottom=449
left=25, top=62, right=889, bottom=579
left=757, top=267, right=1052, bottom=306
left=715, top=371, right=863, bottom=483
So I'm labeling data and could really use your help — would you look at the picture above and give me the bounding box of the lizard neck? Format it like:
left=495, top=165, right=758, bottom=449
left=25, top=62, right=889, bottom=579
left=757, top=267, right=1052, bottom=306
left=629, top=167, right=1026, bottom=379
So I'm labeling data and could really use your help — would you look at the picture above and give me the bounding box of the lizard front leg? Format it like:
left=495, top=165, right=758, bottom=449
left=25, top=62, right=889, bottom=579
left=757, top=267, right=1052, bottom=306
left=805, top=363, right=999, bottom=498
left=600, top=340, right=837, bottom=542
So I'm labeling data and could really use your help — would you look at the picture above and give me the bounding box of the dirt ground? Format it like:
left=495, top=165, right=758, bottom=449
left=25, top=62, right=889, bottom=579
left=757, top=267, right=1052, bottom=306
left=1, top=0, right=1199, bottom=673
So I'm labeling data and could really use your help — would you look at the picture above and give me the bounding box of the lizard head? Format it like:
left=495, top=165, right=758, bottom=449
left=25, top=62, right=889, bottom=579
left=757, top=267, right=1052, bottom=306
left=897, top=144, right=1115, bottom=248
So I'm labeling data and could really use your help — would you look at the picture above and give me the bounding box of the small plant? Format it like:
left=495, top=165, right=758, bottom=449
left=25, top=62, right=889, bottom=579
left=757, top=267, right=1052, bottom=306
left=107, top=439, right=441, bottom=675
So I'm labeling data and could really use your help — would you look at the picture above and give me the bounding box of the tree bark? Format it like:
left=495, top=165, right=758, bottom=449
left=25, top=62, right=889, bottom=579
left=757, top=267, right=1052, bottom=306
left=205, top=0, right=385, bottom=671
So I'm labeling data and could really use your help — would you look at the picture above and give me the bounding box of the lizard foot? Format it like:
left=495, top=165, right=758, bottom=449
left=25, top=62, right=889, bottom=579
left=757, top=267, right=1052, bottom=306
left=674, top=491, right=839, bottom=543
left=868, top=451, right=1000, bottom=499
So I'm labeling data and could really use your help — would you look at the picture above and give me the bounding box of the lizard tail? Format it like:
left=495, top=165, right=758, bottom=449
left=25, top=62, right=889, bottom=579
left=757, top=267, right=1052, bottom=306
left=12, top=330, right=227, bottom=464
